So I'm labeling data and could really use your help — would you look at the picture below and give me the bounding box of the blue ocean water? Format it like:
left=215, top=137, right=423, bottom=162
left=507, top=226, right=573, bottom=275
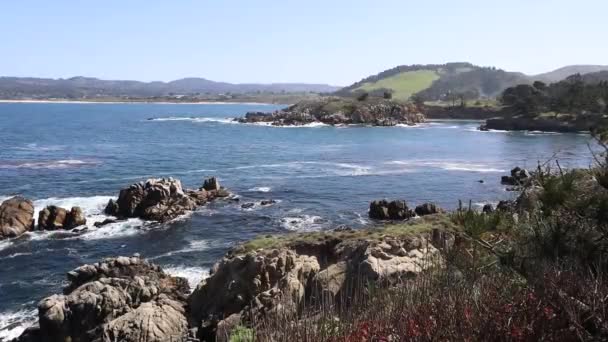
left=0, top=102, right=595, bottom=339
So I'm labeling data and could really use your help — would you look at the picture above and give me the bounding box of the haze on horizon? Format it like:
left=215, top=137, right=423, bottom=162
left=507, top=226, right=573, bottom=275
left=1, top=0, right=606, bottom=86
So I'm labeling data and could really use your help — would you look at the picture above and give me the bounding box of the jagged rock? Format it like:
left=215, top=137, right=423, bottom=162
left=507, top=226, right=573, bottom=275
left=241, top=202, right=255, bottom=209
left=369, top=200, right=414, bottom=220
left=21, top=256, right=190, bottom=342
left=414, top=203, right=443, bottom=216
left=0, top=196, right=35, bottom=239
left=104, top=177, right=226, bottom=222
left=38, top=205, right=87, bottom=230
left=203, top=177, right=221, bottom=191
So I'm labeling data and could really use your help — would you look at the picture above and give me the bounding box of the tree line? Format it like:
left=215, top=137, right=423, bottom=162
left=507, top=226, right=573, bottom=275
left=501, top=74, right=608, bottom=116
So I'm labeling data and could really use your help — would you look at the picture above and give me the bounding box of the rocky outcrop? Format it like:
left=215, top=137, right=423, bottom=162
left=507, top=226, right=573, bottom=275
left=104, top=177, right=229, bottom=222
left=38, top=205, right=86, bottom=230
left=424, top=105, right=504, bottom=120
left=0, top=196, right=35, bottom=239
left=481, top=114, right=606, bottom=133
left=188, top=231, right=444, bottom=340
left=19, top=256, right=190, bottom=342
left=235, top=97, right=425, bottom=127
left=369, top=200, right=415, bottom=220
left=501, top=167, right=532, bottom=186
left=415, top=202, right=444, bottom=216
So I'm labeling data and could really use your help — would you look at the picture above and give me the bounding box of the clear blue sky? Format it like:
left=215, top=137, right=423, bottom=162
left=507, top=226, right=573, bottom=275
left=1, top=0, right=606, bottom=85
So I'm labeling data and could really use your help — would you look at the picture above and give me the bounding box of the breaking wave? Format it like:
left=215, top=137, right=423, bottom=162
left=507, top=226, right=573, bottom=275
left=0, top=308, right=37, bottom=341
left=163, top=266, right=210, bottom=291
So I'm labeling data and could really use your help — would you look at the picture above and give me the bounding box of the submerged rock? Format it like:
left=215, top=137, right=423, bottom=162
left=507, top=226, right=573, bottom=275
left=104, top=177, right=229, bottom=222
left=19, top=256, right=190, bottom=342
left=0, top=196, right=35, bottom=239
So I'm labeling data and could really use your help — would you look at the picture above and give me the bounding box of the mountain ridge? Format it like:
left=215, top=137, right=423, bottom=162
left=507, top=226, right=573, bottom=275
left=0, top=76, right=341, bottom=99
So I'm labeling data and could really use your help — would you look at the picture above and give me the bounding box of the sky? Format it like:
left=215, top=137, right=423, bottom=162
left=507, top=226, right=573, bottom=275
left=0, top=0, right=606, bottom=86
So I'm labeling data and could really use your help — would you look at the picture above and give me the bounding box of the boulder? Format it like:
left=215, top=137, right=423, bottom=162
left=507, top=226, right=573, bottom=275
left=22, top=256, right=190, bottom=342
left=0, top=196, right=35, bottom=239
left=104, top=177, right=226, bottom=222
left=414, top=202, right=443, bottom=216
left=501, top=167, right=532, bottom=186
left=203, top=177, right=221, bottom=191
left=260, top=199, right=276, bottom=206
left=369, top=200, right=414, bottom=220
left=38, top=205, right=87, bottom=230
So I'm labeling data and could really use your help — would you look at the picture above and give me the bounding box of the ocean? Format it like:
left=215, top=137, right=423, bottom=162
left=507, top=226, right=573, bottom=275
left=0, top=102, right=595, bottom=340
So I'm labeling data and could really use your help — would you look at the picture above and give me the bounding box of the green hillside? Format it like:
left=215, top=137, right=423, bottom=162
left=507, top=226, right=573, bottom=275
left=354, top=70, right=439, bottom=100
left=336, top=62, right=530, bottom=101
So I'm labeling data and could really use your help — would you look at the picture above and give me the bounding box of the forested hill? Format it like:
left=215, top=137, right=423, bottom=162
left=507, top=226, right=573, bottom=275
left=334, top=62, right=529, bottom=101
left=0, top=76, right=341, bottom=99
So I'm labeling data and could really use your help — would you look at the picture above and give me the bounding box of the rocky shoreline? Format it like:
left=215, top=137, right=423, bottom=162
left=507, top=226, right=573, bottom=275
left=480, top=114, right=604, bottom=133
left=234, top=97, right=425, bottom=127
left=3, top=170, right=530, bottom=341
left=0, top=177, right=230, bottom=240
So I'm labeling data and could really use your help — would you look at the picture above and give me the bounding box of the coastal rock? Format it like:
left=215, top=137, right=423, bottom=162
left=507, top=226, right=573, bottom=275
left=235, top=97, right=425, bottom=127
left=38, top=205, right=87, bottom=230
left=188, top=232, right=443, bottom=340
left=482, top=204, right=495, bottom=213
left=104, top=177, right=228, bottom=222
left=369, top=200, right=414, bottom=220
left=22, top=256, right=190, bottom=342
left=501, top=166, right=532, bottom=186
left=0, top=196, right=35, bottom=239
left=414, top=203, right=443, bottom=216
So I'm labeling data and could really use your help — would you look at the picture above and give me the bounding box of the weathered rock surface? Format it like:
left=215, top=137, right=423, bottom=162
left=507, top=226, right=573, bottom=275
left=501, top=166, right=532, bottom=186
left=38, top=205, right=87, bottom=230
left=0, top=196, right=35, bottom=239
left=188, top=232, right=444, bottom=340
left=415, top=202, right=444, bottom=216
left=235, top=97, right=425, bottom=127
left=18, top=256, right=190, bottom=342
left=369, top=200, right=415, bottom=220
left=104, top=177, right=229, bottom=222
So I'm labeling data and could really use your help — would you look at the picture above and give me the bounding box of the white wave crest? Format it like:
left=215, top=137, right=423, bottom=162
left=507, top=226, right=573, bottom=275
left=0, top=308, right=37, bottom=341
left=0, top=159, right=98, bottom=170
left=149, top=239, right=215, bottom=260
left=280, top=215, right=325, bottom=231
left=386, top=160, right=505, bottom=173
left=13, top=143, right=65, bottom=152
left=163, top=266, right=210, bottom=291
left=147, top=116, right=238, bottom=124
left=248, top=186, right=271, bottom=192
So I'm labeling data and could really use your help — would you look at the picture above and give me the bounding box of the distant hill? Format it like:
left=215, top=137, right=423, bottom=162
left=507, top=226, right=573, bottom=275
left=336, top=63, right=529, bottom=101
left=0, top=76, right=341, bottom=99
left=532, top=65, right=608, bottom=83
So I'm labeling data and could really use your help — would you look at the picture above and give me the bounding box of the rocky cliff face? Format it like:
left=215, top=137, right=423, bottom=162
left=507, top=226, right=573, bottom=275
left=188, top=226, right=448, bottom=340
left=236, top=97, right=425, bottom=126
